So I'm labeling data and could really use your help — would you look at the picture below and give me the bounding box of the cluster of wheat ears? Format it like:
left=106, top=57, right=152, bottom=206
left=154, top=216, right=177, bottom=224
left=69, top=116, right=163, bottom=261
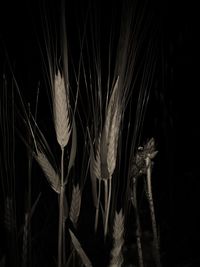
left=0, top=0, right=163, bottom=267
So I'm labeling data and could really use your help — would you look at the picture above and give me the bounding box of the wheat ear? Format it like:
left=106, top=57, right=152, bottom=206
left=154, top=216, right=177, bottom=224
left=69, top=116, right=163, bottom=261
left=101, top=77, right=121, bottom=237
left=35, top=151, right=60, bottom=193
left=53, top=70, right=72, bottom=267
left=53, top=70, right=71, bottom=149
left=109, top=210, right=124, bottom=267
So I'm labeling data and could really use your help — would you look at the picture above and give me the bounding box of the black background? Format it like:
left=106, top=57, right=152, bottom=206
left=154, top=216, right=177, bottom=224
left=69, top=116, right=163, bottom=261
left=0, top=0, right=199, bottom=266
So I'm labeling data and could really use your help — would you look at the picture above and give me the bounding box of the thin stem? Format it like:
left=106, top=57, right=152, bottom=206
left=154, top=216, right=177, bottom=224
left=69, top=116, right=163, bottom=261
left=95, top=179, right=101, bottom=232
left=132, top=178, right=144, bottom=267
left=104, top=178, right=112, bottom=238
left=28, top=104, right=32, bottom=267
left=146, top=156, right=161, bottom=267
left=58, top=147, right=65, bottom=267
left=63, top=207, right=66, bottom=265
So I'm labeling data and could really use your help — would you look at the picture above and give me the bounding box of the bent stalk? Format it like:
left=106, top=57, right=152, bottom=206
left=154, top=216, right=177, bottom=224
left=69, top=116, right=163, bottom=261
left=146, top=156, right=161, bottom=267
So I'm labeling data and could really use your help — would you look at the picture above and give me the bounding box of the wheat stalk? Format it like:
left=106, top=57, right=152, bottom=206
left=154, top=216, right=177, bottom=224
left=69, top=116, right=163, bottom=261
left=22, top=213, right=28, bottom=267
left=131, top=176, right=144, bottom=267
left=145, top=151, right=161, bottom=267
left=109, top=209, right=124, bottom=267
left=53, top=69, right=72, bottom=266
left=89, top=133, right=102, bottom=232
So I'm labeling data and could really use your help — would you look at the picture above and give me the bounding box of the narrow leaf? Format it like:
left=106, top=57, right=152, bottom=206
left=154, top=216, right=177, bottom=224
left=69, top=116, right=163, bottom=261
left=68, top=118, right=77, bottom=175
left=69, top=229, right=93, bottom=267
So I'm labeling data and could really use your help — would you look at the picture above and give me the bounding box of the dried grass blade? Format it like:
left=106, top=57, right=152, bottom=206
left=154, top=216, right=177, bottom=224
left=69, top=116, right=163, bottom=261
left=69, top=229, right=93, bottom=267
left=67, top=118, right=77, bottom=175
left=88, top=130, right=100, bottom=207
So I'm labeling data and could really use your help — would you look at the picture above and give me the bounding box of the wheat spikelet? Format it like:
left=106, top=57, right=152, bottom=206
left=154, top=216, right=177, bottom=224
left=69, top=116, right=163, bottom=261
left=54, top=70, right=71, bottom=149
left=69, top=184, right=81, bottom=227
left=105, top=77, right=119, bottom=139
left=35, top=151, right=60, bottom=193
left=109, top=210, right=124, bottom=267
left=91, top=135, right=101, bottom=180
left=107, top=107, right=121, bottom=176
left=69, top=229, right=93, bottom=267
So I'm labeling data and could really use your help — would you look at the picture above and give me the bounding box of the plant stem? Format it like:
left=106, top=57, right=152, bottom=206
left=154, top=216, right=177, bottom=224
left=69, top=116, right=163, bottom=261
left=132, top=177, right=144, bottom=267
left=104, top=178, right=112, bottom=238
left=58, top=147, right=65, bottom=267
left=28, top=104, right=32, bottom=267
left=146, top=156, right=161, bottom=267
left=95, top=179, right=101, bottom=232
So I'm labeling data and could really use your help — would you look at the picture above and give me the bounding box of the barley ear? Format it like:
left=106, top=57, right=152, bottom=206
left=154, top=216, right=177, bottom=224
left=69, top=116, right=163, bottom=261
left=109, top=209, right=124, bottom=267
left=69, top=229, right=93, bottom=267
left=35, top=151, right=60, bottom=193
left=54, top=70, right=71, bottom=149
